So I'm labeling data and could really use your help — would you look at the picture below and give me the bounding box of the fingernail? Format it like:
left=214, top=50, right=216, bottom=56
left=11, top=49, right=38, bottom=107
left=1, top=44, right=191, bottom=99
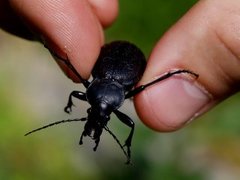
left=144, top=77, right=211, bottom=130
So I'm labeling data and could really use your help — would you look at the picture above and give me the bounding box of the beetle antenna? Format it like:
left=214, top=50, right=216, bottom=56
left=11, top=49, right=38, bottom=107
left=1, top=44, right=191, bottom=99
left=104, top=126, right=131, bottom=164
left=25, top=118, right=87, bottom=136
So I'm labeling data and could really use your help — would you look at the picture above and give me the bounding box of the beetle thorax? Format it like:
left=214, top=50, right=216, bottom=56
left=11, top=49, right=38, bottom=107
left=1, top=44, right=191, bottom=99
left=86, top=78, right=125, bottom=112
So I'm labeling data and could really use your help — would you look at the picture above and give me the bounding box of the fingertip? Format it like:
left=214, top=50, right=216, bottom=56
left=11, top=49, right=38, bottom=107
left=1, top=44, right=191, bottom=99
left=134, top=76, right=211, bottom=132
left=88, top=0, right=119, bottom=27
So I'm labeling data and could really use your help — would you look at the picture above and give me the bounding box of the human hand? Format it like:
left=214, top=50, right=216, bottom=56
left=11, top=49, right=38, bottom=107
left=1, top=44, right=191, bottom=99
left=134, top=0, right=240, bottom=131
left=0, top=0, right=118, bottom=79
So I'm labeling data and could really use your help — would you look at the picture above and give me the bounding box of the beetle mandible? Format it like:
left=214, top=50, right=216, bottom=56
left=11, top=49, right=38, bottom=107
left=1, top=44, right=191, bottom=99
left=25, top=41, right=198, bottom=164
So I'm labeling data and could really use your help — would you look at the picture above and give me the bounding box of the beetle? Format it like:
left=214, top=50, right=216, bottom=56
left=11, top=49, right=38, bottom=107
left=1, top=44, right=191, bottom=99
left=25, top=41, right=198, bottom=164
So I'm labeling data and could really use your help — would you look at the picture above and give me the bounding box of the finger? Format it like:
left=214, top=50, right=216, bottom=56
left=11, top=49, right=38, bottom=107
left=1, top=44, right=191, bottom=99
left=10, top=0, right=104, bottom=79
left=134, top=0, right=240, bottom=132
left=88, top=0, right=119, bottom=27
left=0, top=1, right=35, bottom=40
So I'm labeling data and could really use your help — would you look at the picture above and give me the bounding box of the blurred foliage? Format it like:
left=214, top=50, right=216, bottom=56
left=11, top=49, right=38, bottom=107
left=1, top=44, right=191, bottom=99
left=106, top=0, right=198, bottom=55
left=1, top=0, right=240, bottom=179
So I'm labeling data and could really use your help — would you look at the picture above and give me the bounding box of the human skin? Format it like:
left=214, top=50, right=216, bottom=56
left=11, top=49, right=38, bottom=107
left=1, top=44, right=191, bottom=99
left=135, top=0, right=240, bottom=131
left=1, top=0, right=240, bottom=132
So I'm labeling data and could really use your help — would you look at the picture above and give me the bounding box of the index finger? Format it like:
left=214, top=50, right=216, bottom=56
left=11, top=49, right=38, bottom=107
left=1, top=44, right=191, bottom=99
left=10, top=0, right=104, bottom=79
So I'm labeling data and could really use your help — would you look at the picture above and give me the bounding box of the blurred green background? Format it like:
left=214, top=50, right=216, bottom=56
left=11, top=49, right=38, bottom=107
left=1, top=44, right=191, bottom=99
left=1, top=0, right=240, bottom=179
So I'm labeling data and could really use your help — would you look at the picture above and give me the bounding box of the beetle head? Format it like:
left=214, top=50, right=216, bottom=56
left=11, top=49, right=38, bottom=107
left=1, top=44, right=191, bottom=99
left=82, top=101, right=111, bottom=142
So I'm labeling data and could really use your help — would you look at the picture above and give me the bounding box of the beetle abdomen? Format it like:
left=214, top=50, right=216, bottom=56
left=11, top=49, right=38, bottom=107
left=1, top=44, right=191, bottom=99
left=92, top=41, right=146, bottom=90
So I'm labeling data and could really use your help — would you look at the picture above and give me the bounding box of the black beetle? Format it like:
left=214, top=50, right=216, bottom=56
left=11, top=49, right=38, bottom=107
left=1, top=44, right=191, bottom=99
left=25, top=41, right=198, bottom=164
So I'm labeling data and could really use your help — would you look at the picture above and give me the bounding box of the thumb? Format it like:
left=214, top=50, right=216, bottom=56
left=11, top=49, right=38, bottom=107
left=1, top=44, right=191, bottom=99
left=134, top=0, right=240, bottom=132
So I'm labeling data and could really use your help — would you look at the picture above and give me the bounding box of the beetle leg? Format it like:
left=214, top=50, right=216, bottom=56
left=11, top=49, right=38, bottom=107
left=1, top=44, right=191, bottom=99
left=64, top=91, right=87, bottom=113
left=44, top=45, right=90, bottom=88
left=79, top=130, right=87, bottom=145
left=125, top=69, right=198, bottom=99
left=114, top=110, right=135, bottom=160
left=93, top=137, right=100, bottom=151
